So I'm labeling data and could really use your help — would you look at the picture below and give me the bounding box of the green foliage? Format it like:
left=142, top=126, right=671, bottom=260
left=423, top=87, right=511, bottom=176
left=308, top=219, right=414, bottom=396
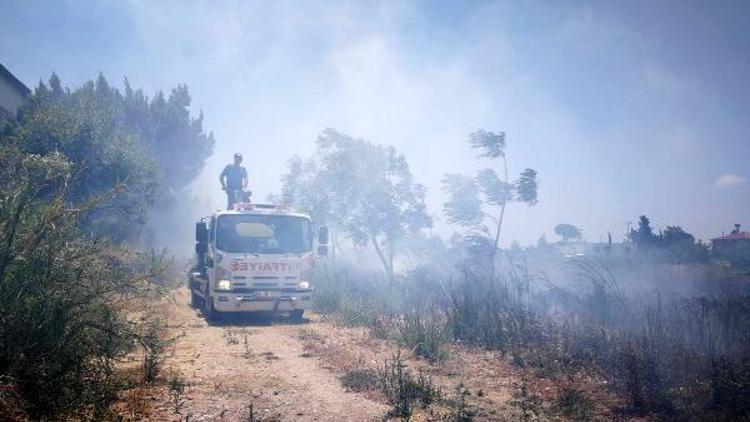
left=660, top=225, right=710, bottom=263
left=281, top=156, right=332, bottom=227
left=555, top=385, right=594, bottom=421
left=628, top=216, right=709, bottom=263
left=121, top=80, right=214, bottom=193
left=398, top=311, right=448, bottom=362
left=468, top=129, right=505, bottom=158
left=5, top=73, right=213, bottom=242
left=0, top=72, right=200, bottom=418
left=167, top=372, right=189, bottom=416
left=443, top=384, right=478, bottom=421
left=442, top=174, right=483, bottom=227
left=628, top=215, right=657, bottom=249
left=514, top=168, right=538, bottom=205
left=554, top=223, right=582, bottom=242
left=311, top=261, right=394, bottom=325
left=340, top=368, right=379, bottom=392
left=442, top=130, right=538, bottom=270
left=509, top=376, right=543, bottom=422
left=138, top=311, right=175, bottom=384
left=379, top=351, right=440, bottom=418
left=476, top=168, right=511, bottom=206
left=0, top=149, right=163, bottom=418
left=446, top=269, right=535, bottom=352
left=280, top=128, right=431, bottom=277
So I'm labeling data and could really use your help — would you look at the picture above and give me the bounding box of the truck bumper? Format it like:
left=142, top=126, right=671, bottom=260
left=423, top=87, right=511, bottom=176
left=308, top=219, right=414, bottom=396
left=212, top=292, right=313, bottom=313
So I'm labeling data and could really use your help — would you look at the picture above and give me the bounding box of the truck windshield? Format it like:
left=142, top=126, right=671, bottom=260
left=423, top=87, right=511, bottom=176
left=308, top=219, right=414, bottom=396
left=215, top=214, right=312, bottom=254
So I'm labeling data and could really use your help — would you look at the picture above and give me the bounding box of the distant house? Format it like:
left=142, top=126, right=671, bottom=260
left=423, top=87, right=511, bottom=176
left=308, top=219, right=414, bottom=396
left=0, top=63, right=31, bottom=121
left=712, top=224, right=750, bottom=265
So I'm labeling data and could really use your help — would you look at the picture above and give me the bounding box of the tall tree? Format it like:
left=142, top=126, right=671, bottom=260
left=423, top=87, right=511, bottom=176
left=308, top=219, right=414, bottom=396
left=124, top=81, right=215, bottom=193
left=442, top=130, right=538, bottom=272
left=628, top=215, right=658, bottom=251
left=660, top=225, right=709, bottom=263
left=280, top=129, right=432, bottom=279
left=4, top=73, right=214, bottom=242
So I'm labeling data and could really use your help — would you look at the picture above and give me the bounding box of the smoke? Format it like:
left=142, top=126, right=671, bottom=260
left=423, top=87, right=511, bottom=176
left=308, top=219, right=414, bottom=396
left=2, top=0, right=749, bottom=246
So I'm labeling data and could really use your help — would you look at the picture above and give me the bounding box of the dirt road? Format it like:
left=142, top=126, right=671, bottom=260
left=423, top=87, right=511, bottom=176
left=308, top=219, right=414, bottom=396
left=143, top=288, right=388, bottom=421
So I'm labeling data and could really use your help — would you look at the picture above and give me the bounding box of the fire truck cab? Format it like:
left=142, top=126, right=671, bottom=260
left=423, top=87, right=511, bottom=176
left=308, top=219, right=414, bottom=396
left=189, top=203, right=328, bottom=321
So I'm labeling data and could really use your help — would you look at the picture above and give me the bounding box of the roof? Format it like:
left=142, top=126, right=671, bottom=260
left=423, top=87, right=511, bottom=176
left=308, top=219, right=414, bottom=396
left=0, top=63, right=31, bottom=96
left=712, top=231, right=750, bottom=241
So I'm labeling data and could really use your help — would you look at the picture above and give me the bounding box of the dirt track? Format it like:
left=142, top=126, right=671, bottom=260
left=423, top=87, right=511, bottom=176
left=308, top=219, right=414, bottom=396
left=145, top=288, right=388, bottom=421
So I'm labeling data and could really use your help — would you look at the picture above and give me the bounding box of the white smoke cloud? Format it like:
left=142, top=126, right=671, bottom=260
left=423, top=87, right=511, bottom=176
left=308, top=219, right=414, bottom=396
left=6, top=1, right=746, bottom=245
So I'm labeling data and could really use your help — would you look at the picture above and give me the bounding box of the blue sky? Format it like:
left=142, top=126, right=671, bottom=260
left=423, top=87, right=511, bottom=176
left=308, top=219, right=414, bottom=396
left=1, top=0, right=748, bottom=245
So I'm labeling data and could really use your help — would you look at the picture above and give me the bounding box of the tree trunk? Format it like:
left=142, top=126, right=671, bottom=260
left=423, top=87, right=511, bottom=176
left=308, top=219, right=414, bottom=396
left=489, top=154, right=509, bottom=277
left=372, top=235, right=393, bottom=282
left=388, top=237, right=395, bottom=280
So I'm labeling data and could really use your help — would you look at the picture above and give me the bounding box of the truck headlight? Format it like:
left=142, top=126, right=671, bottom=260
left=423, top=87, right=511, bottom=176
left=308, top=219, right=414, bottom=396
left=217, top=279, right=231, bottom=291
left=298, top=281, right=310, bottom=290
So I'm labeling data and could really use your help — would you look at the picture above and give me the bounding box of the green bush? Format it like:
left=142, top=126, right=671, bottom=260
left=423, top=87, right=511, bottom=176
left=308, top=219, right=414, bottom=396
left=398, top=311, right=448, bottom=362
left=0, top=72, right=211, bottom=419
left=555, top=385, right=593, bottom=421
left=340, top=368, right=379, bottom=392
left=378, top=351, right=440, bottom=418
left=0, top=150, right=162, bottom=418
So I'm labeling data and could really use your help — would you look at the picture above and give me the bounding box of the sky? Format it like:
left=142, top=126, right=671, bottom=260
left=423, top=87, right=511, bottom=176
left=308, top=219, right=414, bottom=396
left=1, top=0, right=748, bottom=245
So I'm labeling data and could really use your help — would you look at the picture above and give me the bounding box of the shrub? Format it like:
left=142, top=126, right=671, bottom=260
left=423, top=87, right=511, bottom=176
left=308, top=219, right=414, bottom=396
left=555, top=385, right=594, bottom=421
left=508, top=375, right=542, bottom=422
left=378, top=351, right=440, bottom=418
left=340, top=368, right=379, bottom=392
left=137, top=312, right=174, bottom=384
left=0, top=150, right=162, bottom=418
left=443, top=383, right=478, bottom=422
left=398, top=311, right=448, bottom=362
left=167, top=372, right=188, bottom=416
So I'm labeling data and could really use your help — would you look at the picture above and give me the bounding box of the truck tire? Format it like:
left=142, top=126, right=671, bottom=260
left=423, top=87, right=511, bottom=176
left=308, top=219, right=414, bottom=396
left=190, top=289, right=202, bottom=309
left=203, top=296, right=219, bottom=322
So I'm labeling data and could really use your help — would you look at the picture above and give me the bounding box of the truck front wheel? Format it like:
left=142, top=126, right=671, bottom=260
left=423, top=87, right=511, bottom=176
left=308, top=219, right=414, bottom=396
left=203, top=296, right=220, bottom=321
left=190, top=289, right=202, bottom=309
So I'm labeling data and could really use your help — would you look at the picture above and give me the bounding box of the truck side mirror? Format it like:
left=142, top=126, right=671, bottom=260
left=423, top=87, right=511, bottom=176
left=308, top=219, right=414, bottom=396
left=195, top=222, right=208, bottom=243
left=318, top=226, right=329, bottom=245
left=317, top=245, right=328, bottom=257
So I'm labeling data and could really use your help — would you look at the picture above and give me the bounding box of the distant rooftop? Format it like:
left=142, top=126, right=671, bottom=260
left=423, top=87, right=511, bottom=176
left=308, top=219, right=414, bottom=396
left=0, top=63, right=31, bottom=96
left=713, top=231, right=750, bottom=241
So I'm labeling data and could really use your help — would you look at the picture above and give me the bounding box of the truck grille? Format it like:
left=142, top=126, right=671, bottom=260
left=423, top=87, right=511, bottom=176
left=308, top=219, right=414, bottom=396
left=229, top=276, right=300, bottom=289
left=231, top=287, right=299, bottom=293
left=252, top=282, right=278, bottom=287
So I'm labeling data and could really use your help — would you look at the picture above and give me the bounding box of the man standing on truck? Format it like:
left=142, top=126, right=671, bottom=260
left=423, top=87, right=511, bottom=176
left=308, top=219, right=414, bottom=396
left=219, top=153, right=248, bottom=210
